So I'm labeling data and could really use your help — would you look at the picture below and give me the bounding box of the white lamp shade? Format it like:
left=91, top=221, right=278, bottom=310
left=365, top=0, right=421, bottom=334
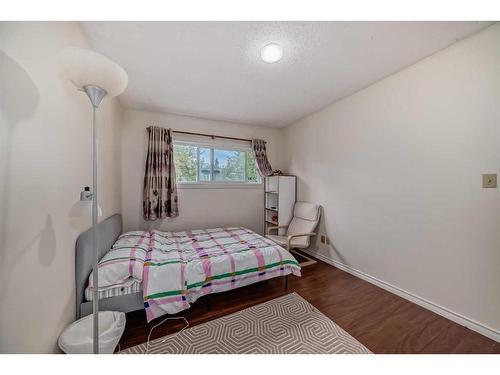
left=60, top=46, right=128, bottom=97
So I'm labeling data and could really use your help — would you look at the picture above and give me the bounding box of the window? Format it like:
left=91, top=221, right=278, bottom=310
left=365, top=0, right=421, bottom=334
left=173, top=140, right=261, bottom=185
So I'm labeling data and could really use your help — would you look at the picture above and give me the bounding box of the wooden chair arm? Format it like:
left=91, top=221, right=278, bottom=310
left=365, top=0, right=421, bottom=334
left=287, top=232, right=317, bottom=240
left=286, top=233, right=317, bottom=251
left=266, top=225, right=288, bottom=235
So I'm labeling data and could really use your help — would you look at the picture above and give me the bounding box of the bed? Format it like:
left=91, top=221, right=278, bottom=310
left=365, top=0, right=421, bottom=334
left=75, top=214, right=301, bottom=321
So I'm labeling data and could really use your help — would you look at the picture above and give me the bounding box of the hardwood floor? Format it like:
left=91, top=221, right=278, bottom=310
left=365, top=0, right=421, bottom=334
left=118, top=253, right=500, bottom=353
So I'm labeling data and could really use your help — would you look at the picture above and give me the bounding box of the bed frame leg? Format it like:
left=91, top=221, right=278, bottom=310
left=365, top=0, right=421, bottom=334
left=285, top=275, right=288, bottom=289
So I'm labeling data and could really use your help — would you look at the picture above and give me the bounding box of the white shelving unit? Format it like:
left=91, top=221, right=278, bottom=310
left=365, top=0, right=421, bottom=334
left=264, top=175, right=296, bottom=236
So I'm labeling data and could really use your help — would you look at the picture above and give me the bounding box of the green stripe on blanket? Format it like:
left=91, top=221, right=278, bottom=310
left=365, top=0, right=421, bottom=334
left=144, top=289, right=184, bottom=300
left=185, top=259, right=298, bottom=289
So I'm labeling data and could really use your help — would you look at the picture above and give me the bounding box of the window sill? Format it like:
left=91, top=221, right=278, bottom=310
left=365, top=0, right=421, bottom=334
left=177, top=183, right=263, bottom=190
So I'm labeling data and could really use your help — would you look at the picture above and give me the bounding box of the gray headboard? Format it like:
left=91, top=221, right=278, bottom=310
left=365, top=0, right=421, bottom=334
left=75, top=213, right=123, bottom=319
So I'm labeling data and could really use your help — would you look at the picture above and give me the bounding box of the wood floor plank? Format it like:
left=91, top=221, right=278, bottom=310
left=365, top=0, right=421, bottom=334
left=118, top=255, right=500, bottom=353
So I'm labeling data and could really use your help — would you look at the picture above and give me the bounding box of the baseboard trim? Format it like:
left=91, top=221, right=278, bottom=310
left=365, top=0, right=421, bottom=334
left=302, top=249, right=500, bottom=343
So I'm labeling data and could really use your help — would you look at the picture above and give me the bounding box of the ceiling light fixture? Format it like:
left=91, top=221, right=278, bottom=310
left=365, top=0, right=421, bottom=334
left=261, top=43, right=283, bottom=63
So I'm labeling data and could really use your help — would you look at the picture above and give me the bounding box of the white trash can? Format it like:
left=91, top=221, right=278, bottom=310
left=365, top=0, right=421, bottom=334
left=58, top=311, right=126, bottom=354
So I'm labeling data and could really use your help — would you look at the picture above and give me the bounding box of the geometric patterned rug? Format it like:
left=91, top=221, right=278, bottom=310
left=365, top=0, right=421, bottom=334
left=121, top=292, right=371, bottom=354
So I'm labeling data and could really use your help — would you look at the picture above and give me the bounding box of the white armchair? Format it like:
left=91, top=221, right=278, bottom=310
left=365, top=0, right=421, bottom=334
left=266, top=201, right=321, bottom=252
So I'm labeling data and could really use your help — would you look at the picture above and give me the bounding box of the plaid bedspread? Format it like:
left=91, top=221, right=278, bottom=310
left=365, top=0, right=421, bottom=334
left=89, top=227, right=301, bottom=322
left=144, top=227, right=301, bottom=321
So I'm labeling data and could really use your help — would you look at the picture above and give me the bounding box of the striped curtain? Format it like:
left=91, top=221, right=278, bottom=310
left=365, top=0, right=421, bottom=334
left=252, top=139, right=274, bottom=177
left=143, top=126, right=178, bottom=220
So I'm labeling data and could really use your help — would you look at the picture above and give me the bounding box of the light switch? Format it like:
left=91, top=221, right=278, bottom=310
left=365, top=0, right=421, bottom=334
left=482, top=174, right=497, bottom=188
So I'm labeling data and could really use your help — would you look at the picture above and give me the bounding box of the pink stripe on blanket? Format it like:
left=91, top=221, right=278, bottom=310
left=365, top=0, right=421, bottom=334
left=251, top=248, right=267, bottom=281
left=208, top=230, right=238, bottom=288
left=224, top=230, right=242, bottom=287
left=142, top=232, right=156, bottom=298
left=273, top=246, right=285, bottom=276
left=201, top=258, right=213, bottom=294
left=129, top=231, right=147, bottom=277
left=189, top=229, right=214, bottom=294
left=178, top=239, right=187, bottom=299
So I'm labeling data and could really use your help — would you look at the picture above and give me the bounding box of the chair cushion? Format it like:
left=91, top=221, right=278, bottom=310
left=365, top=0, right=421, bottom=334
left=286, top=219, right=314, bottom=247
left=294, top=202, right=320, bottom=221
left=285, top=202, right=321, bottom=247
left=266, top=234, right=310, bottom=249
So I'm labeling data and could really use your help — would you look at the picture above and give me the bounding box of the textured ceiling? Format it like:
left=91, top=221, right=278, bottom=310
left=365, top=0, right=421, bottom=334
left=81, top=22, right=491, bottom=128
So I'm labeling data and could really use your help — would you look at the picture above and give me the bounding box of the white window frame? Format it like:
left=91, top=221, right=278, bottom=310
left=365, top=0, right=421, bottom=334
left=174, top=140, right=262, bottom=189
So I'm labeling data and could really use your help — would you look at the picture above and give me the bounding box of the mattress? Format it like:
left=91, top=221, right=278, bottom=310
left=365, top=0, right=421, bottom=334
left=85, top=278, right=142, bottom=301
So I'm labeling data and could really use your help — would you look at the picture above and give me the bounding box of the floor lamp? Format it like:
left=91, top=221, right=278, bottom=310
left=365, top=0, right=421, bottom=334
left=61, top=47, right=128, bottom=354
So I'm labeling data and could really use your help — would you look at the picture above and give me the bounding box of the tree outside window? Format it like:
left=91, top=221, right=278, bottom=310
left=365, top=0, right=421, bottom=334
left=173, top=143, right=261, bottom=184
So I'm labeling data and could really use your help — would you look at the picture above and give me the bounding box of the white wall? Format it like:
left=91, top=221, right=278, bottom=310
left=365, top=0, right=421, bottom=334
left=284, top=24, right=500, bottom=336
left=0, top=22, right=123, bottom=353
left=121, top=109, right=284, bottom=234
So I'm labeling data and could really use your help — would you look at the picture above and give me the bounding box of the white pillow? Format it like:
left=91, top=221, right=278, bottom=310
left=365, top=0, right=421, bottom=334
left=88, top=231, right=151, bottom=289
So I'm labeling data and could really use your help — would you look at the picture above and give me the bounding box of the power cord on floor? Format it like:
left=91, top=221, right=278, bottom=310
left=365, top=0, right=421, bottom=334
left=145, top=316, right=190, bottom=354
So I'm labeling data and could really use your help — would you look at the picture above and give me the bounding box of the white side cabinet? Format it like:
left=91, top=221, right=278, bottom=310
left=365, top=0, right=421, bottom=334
left=264, top=175, right=296, bottom=236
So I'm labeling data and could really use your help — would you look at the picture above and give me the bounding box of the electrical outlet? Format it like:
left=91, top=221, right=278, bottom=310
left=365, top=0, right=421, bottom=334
left=320, top=235, right=326, bottom=244
left=325, top=236, right=330, bottom=245
left=482, top=174, right=497, bottom=188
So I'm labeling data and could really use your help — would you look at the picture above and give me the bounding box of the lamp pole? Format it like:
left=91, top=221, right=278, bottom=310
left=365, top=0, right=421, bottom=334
left=61, top=45, right=127, bottom=354
left=83, top=85, right=107, bottom=355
